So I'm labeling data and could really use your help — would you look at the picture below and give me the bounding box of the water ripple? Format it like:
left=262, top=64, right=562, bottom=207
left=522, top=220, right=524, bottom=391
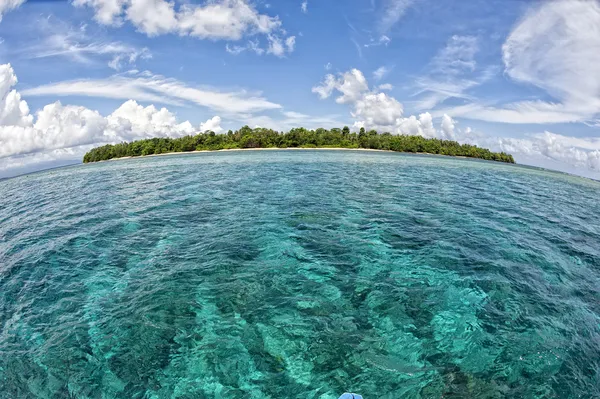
left=0, top=151, right=599, bottom=398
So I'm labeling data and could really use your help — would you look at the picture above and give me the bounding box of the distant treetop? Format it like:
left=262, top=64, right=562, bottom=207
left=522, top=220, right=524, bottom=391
left=83, top=126, right=516, bottom=164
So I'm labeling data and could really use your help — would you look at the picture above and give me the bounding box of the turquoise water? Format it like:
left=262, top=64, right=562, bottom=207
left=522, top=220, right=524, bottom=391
left=1, top=150, right=599, bottom=398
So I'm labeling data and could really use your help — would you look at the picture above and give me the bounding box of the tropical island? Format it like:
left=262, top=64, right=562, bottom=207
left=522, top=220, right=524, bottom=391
left=83, top=126, right=515, bottom=164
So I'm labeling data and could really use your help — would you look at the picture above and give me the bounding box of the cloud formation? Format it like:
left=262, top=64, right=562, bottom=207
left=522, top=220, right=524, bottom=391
left=412, top=35, right=494, bottom=111
left=22, top=71, right=282, bottom=115
left=312, top=68, right=457, bottom=139
left=0, top=63, right=201, bottom=164
left=27, top=19, right=151, bottom=71
left=0, top=63, right=344, bottom=174
left=72, top=0, right=294, bottom=56
left=226, top=39, right=265, bottom=56
left=0, top=0, right=24, bottom=22
left=312, top=66, right=600, bottom=176
left=502, top=0, right=600, bottom=120
left=478, top=132, right=600, bottom=175
left=372, top=66, right=391, bottom=82
left=379, top=0, right=413, bottom=33
left=199, top=116, right=223, bottom=133
left=441, top=0, right=600, bottom=125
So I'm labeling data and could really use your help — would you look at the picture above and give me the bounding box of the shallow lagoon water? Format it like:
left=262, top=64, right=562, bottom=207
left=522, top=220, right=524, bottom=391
left=0, top=150, right=599, bottom=398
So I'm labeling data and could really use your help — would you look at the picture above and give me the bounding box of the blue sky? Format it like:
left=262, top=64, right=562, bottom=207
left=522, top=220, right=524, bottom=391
left=0, top=0, right=599, bottom=179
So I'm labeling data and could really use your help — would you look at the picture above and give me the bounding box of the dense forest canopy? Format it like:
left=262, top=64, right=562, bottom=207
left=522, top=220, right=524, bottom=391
left=83, top=126, right=516, bottom=164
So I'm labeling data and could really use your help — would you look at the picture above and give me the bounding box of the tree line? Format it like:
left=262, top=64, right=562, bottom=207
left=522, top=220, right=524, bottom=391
left=83, top=126, right=515, bottom=164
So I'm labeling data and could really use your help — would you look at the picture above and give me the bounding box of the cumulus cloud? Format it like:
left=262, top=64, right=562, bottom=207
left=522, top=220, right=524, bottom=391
left=0, top=63, right=207, bottom=167
left=313, top=68, right=463, bottom=139
left=312, top=69, right=369, bottom=104
left=396, top=113, right=435, bottom=137
left=301, top=1, right=307, bottom=13
left=0, top=64, right=33, bottom=127
left=439, top=114, right=456, bottom=140
left=310, top=66, right=600, bottom=176
left=199, top=116, right=223, bottom=133
left=22, top=70, right=282, bottom=115
left=71, top=0, right=294, bottom=56
left=0, top=63, right=348, bottom=175
left=106, top=100, right=195, bottom=140
left=353, top=92, right=403, bottom=127
left=0, top=0, right=24, bottom=22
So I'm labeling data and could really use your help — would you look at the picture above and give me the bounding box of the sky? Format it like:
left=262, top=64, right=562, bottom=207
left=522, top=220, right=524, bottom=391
left=0, top=0, right=599, bottom=179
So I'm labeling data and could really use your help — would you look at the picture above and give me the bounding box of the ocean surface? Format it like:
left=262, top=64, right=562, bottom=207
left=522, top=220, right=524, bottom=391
left=1, top=150, right=599, bottom=399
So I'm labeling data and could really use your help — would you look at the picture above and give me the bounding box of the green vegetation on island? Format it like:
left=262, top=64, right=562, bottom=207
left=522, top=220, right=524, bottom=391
left=83, top=126, right=516, bottom=164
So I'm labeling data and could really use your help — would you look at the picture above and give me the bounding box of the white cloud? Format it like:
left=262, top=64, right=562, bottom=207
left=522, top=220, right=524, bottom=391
left=313, top=68, right=450, bottom=138
left=378, top=83, right=393, bottom=91
left=265, top=34, right=295, bottom=57
left=0, top=63, right=348, bottom=174
left=225, top=39, right=265, bottom=55
left=285, top=36, right=296, bottom=53
left=106, top=99, right=195, bottom=140
left=266, top=34, right=284, bottom=56
left=325, top=62, right=332, bottom=70
left=0, top=145, right=94, bottom=177
left=500, top=0, right=600, bottom=121
left=439, top=114, right=456, bottom=140
left=225, top=43, right=246, bottom=55
left=312, top=74, right=338, bottom=100
left=353, top=92, right=403, bottom=127
left=309, top=67, right=600, bottom=176
left=72, top=0, right=126, bottom=26
left=411, top=35, right=493, bottom=111
left=22, top=71, right=282, bottom=115
left=412, top=77, right=478, bottom=111
left=351, top=38, right=363, bottom=59
left=431, top=35, right=478, bottom=75
left=301, top=1, right=307, bottom=13
left=379, top=0, right=413, bottom=33
left=433, top=101, right=586, bottom=124
left=0, top=63, right=204, bottom=166
left=372, top=66, right=391, bottom=81
left=239, top=110, right=346, bottom=132
left=396, top=112, right=436, bottom=137
left=0, top=64, right=33, bottom=127
left=73, top=0, right=286, bottom=49
left=443, top=0, right=600, bottom=125
left=313, top=68, right=405, bottom=132
left=364, top=35, right=391, bottom=48
left=312, top=69, right=369, bottom=104
left=199, top=115, right=223, bottom=133
left=469, top=131, right=600, bottom=175
left=0, top=0, right=24, bottom=22
left=27, top=20, right=151, bottom=71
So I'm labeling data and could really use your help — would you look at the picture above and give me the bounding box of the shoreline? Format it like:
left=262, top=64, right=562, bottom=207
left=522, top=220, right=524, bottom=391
left=95, top=147, right=475, bottom=163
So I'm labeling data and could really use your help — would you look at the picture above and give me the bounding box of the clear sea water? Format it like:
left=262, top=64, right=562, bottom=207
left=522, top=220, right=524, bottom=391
left=1, top=150, right=599, bottom=399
